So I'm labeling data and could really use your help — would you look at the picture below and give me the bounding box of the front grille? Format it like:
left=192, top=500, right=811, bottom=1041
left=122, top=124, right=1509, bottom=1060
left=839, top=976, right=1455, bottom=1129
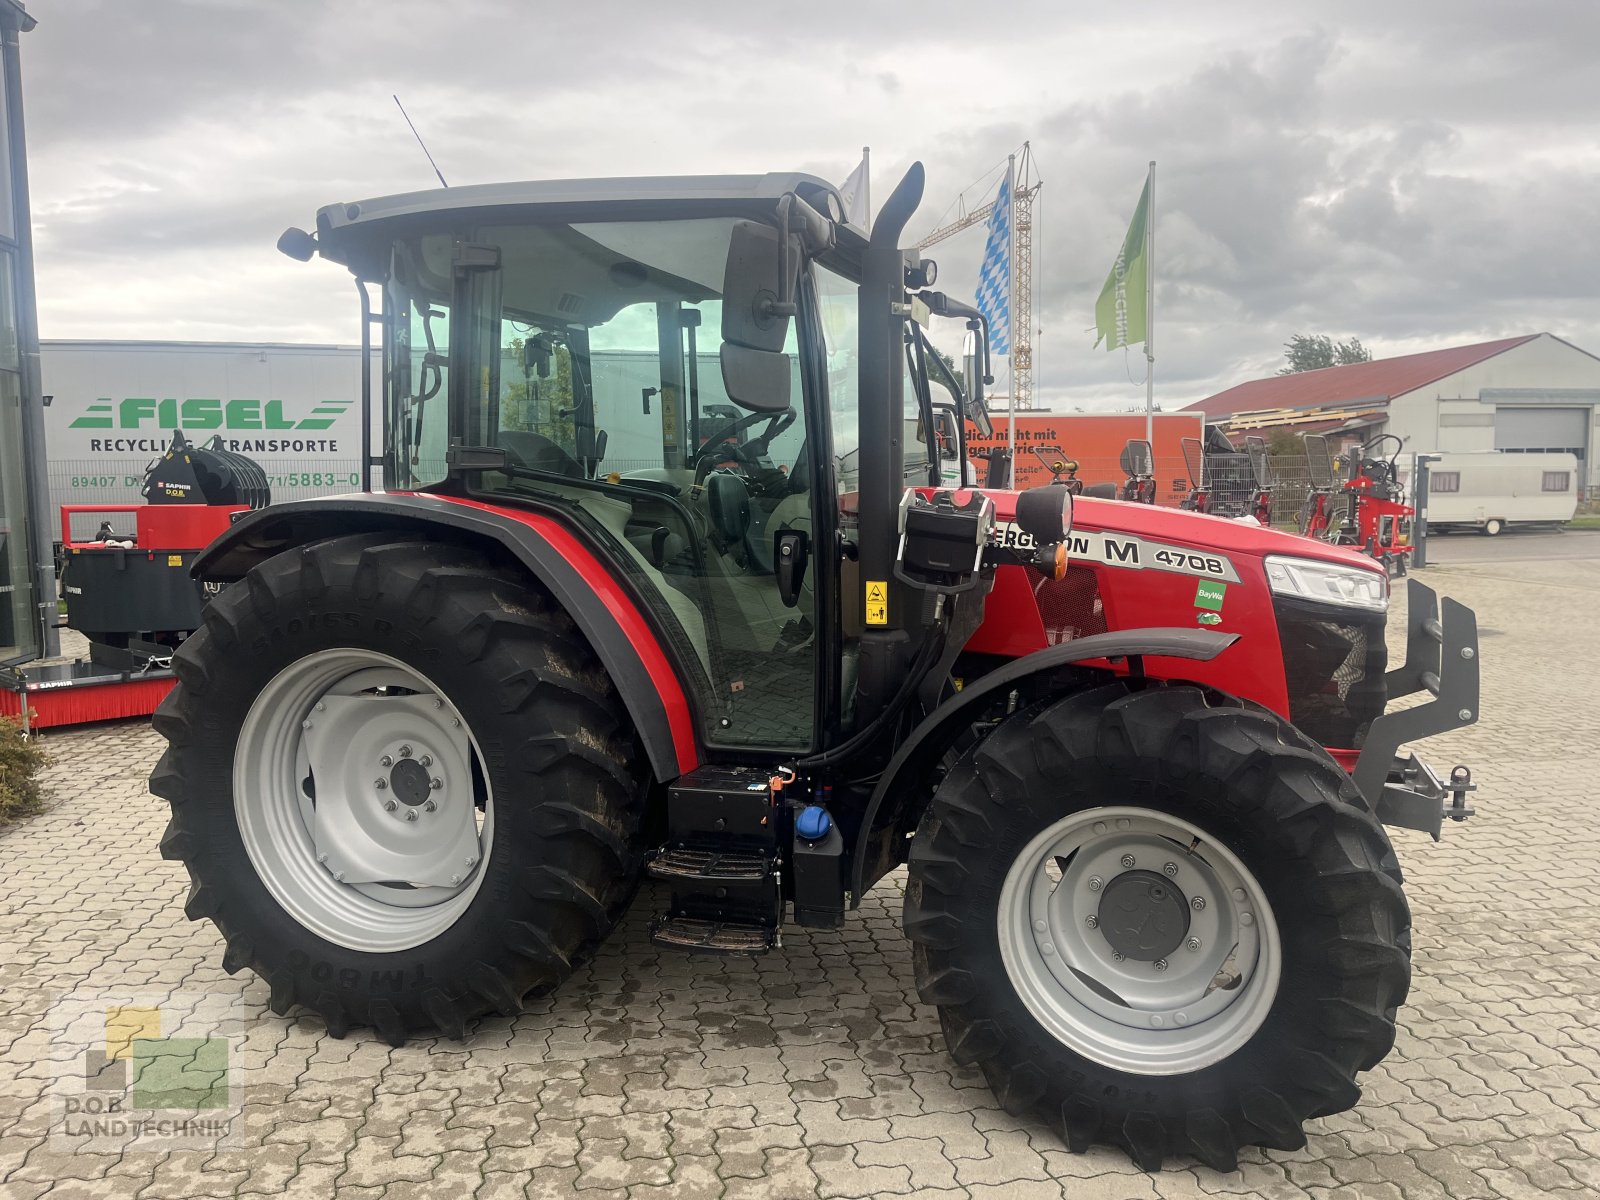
left=1028, top=565, right=1107, bottom=645
left=1274, top=597, right=1387, bottom=749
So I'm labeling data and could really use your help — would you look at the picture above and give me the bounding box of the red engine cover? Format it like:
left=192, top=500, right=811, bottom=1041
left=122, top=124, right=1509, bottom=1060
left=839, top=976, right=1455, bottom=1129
left=966, top=491, right=1388, bottom=727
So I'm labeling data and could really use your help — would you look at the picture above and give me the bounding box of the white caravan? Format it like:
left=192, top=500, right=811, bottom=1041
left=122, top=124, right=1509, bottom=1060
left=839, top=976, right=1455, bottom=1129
left=1406, top=450, right=1579, bottom=535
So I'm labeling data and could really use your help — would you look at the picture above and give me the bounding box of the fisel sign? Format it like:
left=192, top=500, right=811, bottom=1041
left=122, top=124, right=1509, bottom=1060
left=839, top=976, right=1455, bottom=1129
left=42, top=341, right=374, bottom=515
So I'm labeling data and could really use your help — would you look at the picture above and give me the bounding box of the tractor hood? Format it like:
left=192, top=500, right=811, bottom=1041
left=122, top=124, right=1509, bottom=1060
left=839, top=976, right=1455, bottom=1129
left=985, top=490, right=1386, bottom=575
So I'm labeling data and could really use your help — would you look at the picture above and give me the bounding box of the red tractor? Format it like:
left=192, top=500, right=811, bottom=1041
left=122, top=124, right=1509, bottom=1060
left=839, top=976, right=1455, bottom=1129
left=152, top=165, right=1480, bottom=1170
left=1298, top=433, right=1414, bottom=575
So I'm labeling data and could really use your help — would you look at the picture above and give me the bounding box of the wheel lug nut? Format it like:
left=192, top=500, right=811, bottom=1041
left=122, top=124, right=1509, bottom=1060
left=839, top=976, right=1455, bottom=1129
left=465, top=856, right=477, bottom=867
left=1231, top=887, right=1246, bottom=902
left=380, top=755, right=393, bottom=767
left=1240, top=911, right=1254, bottom=927
left=404, top=810, right=419, bottom=822
left=449, top=874, right=460, bottom=885
left=1087, top=876, right=1103, bottom=892
left=1085, top=914, right=1099, bottom=929
left=375, top=778, right=387, bottom=790
left=1155, top=959, right=1168, bottom=971
left=384, top=800, right=397, bottom=813
left=315, top=702, right=325, bottom=712
left=316, top=853, right=328, bottom=864
left=1163, top=862, right=1178, bottom=878
left=1033, top=919, right=1047, bottom=934
left=333, top=870, right=345, bottom=882
left=434, top=699, right=444, bottom=709
left=399, top=745, right=413, bottom=758
left=423, top=800, right=437, bottom=813
left=1187, top=936, right=1201, bottom=952
left=430, top=778, right=443, bottom=791
left=301, top=720, right=313, bottom=730
left=1191, top=896, right=1206, bottom=911
left=420, top=754, right=433, bottom=768
left=1120, top=854, right=1135, bottom=869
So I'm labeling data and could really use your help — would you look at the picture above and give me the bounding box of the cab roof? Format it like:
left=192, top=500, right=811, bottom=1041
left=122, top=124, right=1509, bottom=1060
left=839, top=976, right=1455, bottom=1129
left=315, top=172, right=849, bottom=262
left=316, top=172, right=851, bottom=238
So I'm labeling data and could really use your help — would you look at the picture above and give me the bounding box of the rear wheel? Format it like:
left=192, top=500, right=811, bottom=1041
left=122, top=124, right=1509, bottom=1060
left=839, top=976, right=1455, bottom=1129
left=904, top=683, right=1410, bottom=1170
left=152, top=535, right=647, bottom=1043
left=1481, top=518, right=1503, bottom=536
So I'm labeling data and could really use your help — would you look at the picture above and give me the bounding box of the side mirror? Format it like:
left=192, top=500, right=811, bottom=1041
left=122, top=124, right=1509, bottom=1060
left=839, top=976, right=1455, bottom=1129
left=277, top=227, right=317, bottom=262
left=720, top=195, right=834, bottom=413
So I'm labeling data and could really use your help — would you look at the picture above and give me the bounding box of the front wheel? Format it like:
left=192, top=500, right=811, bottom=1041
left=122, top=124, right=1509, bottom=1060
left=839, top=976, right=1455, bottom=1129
left=904, top=683, right=1410, bottom=1170
left=151, top=535, right=647, bottom=1044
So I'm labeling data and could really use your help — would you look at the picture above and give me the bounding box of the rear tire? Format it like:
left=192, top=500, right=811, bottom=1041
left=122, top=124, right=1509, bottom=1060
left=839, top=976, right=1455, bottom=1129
left=151, top=535, right=647, bottom=1044
left=904, top=682, right=1410, bottom=1170
left=1481, top=519, right=1503, bottom=536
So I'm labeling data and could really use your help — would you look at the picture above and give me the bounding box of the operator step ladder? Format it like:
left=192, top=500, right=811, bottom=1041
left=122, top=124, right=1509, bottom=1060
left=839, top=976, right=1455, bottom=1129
left=647, top=764, right=844, bottom=954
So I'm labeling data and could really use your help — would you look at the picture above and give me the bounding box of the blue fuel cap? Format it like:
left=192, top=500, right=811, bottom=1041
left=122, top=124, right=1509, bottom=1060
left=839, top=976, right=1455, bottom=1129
left=796, top=805, right=832, bottom=841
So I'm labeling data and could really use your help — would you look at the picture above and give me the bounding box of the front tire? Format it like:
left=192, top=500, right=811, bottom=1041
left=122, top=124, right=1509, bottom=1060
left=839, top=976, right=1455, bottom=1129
left=151, top=535, right=647, bottom=1044
left=904, top=683, right=1410, bottom=1170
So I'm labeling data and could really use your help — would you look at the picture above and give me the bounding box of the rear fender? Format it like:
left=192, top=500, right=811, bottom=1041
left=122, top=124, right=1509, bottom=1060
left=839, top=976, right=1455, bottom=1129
left=849, top=627, right=1239, bottom=902
left=192, top=492, right=700, bottom=781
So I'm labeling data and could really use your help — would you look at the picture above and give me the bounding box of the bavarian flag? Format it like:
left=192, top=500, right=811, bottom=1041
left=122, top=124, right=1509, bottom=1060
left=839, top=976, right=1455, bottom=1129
left=1094, top=175, right=1151, bottom=350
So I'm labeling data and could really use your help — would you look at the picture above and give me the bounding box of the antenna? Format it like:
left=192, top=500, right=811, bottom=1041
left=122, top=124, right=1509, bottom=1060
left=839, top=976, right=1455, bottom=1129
left=393, top=95, right=449, bottom=188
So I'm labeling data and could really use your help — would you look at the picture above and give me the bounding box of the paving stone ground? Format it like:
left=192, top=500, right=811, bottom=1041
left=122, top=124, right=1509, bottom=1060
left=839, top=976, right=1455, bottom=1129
left=3, top=557, right=1598, bottom=1198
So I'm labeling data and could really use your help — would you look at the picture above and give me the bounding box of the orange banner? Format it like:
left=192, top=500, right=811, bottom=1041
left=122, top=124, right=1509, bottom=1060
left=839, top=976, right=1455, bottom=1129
left=966, top=413, right=1203, bottom=505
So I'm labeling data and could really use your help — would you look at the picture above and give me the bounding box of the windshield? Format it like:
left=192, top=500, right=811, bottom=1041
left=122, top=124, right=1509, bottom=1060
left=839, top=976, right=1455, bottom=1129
left=383, top=216, right=828, bottom=749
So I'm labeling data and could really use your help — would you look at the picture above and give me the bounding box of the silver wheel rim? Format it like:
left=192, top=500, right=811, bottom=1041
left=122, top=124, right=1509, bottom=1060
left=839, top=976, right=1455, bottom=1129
left=234, top=649, right=493, bottom=953
left=997, top=805, right=1280, bottom=1076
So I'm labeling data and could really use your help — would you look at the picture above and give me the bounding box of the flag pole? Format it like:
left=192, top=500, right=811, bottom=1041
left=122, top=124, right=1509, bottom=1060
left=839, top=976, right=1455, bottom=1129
left=862, top=146, right=870, bottom=233
left=1145, top=160, right=1155, bottom=449
left=1006, top=153, right=1017, bottom=486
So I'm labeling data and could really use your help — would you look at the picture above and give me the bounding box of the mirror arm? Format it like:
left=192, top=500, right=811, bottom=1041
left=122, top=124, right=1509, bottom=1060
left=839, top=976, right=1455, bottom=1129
left=763, top=195, right=800, bottom=321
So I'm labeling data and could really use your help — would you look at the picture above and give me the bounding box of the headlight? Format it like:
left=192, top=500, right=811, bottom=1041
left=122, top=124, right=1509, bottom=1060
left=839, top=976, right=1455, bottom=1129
left=1264, top=555, right=1388, bottom=613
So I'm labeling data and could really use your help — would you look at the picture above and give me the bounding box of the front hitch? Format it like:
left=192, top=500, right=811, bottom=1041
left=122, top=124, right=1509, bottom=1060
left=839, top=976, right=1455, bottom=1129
left=1354, top=578, right=1480, bottom=839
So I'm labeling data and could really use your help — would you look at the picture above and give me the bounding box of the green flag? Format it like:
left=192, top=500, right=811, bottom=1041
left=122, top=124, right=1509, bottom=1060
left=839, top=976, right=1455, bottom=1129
left=1094, top=176, right=1151, bottom=350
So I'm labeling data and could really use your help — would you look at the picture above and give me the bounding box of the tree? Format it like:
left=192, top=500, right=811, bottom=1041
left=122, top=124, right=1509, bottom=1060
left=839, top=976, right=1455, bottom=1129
left=1278, top=334, right=1371, bottom=375
left=1266, top=428, right=1303, bottom=458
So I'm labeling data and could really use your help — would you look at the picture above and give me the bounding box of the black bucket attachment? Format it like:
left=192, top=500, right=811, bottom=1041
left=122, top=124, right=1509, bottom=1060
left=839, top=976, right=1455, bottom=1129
left=142, top=432, right=272, bottom=510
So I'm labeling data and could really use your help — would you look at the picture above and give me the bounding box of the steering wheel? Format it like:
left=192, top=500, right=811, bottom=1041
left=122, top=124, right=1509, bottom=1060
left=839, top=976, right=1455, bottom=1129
left=692, top=407, right=796, bottom=477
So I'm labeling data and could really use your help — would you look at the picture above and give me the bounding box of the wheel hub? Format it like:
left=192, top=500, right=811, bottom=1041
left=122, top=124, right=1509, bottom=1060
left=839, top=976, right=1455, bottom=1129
left=1097, top=870, right=1190, bottom=962
left=389, top=757, right=433, bottom=807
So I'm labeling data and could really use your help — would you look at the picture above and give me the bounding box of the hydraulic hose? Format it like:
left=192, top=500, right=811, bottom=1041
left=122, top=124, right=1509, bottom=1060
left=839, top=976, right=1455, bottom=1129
left=792, top=624, right=947, bottom=771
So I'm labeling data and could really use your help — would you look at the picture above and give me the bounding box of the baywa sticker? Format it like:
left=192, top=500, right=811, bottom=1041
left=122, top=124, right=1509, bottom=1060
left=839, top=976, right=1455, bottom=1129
left=994, top=523, right=1241, bottom=583
left=1194, top=580, right=1227, bottom=611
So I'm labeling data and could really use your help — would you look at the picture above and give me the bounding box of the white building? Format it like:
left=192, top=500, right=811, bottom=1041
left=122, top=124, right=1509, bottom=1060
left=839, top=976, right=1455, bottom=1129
left=1185, top=333, right=1600, bottom=494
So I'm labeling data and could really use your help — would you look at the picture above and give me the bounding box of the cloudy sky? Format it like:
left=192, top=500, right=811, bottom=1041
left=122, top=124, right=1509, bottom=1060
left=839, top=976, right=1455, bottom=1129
left=18, top=0, right=1600, bottom=410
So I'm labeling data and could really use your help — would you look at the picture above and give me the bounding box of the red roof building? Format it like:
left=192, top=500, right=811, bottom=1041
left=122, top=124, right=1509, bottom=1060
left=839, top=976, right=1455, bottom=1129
left=1184, top=333, right=1600, bottom=490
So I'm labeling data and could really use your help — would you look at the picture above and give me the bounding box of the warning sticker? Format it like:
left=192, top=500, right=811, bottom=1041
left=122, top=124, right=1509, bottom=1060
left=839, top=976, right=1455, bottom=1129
left=166, top=555, right=183, bottom=567
left=865, top=580, right=888, bottom=626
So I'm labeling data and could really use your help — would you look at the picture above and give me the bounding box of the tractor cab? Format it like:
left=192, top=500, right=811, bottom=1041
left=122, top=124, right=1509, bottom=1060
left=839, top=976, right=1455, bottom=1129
left=290, top=173, right=996, bottom=754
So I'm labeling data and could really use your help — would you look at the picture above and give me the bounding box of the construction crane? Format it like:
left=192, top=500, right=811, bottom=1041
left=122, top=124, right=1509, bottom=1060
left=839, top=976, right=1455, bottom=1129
left=916, top=142, right=1041, bottom=410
